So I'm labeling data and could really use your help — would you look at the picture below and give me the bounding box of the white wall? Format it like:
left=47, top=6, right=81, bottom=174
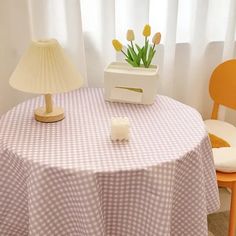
left=0, top=0, right=34, bottom=116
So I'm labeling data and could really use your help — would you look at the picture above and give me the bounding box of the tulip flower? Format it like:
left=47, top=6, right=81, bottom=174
left=112, top=39, right=123, bottom=52
left=126, top=30, right=135, bottom=41
left=111, top=25, right=161, bottom=68
left=112, top=39, right=128, bottom=58
left=142, top=24, right=151, bottom=37
left=126, top=29, right=135, bottom=50
left=152, top=32, right=161, bottom=45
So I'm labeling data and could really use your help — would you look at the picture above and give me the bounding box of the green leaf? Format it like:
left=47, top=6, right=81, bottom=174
left=127, top=48, right=133, bottom=60
left=147, top=49, right=156, bottom=68
left=142, top=40, right=149, bottom=67
left=147, top=46, right=154, bottom=61
left=128, top=45, right=138, bottom=62
left=136, top=47, right=143, bottom=65
left=135, top=44, right=141, bottom=51
left=125, top=58, right=139, bottom=67
left=134, top=44, right=144, bottom=66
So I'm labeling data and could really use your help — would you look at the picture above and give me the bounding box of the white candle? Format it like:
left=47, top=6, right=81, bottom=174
left=111, top=117, right=130, bottom=141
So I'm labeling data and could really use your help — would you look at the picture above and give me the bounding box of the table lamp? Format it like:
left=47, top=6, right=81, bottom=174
left=9, top=39, right=83, bottom=123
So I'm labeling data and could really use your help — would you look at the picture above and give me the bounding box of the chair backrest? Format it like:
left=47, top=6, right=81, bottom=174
left=209, top=59, right=236, bottom=119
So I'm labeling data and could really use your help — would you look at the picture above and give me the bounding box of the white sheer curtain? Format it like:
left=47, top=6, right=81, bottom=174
left=1, top=0, right=236, bottom=123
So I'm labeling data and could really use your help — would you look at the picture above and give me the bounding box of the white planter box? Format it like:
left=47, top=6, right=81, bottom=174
left=104, top=62, right=159, bottom=105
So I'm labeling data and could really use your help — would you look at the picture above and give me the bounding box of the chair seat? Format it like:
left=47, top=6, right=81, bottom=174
left=205, top=119, right=236, bottom=173
left=212, top=148, right=236, bottom=172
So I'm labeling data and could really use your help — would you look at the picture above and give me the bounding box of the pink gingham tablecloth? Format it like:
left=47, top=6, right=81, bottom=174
left=0, top=88, right=219, bottom=236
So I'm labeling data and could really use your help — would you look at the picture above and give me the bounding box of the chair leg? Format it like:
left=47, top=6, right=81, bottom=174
left=229, top=182, right=236, bottom=236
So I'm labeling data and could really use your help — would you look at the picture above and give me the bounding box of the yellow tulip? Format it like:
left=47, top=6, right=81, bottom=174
left=126, top=30, right=135, bottom=41
left=112, top=39, right=123, bottom=51
left=142, top=24, right=151, bottom=37
left=152, top=32, right=161, bottom=45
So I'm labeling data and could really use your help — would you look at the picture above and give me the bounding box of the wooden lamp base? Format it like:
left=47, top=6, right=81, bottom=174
left=35, top=106, right=64, bottom=123
left=34, top=94, right=65, bottom=123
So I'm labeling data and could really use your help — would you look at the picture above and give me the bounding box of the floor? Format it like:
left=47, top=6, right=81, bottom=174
left=208, top=211, right=231, bottom=236
left=208, top=188, right=235, bottom=236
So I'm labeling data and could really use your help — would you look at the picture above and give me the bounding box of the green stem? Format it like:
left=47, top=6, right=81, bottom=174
left=131, top=41, right=134, bottom=50
left=152, top=44, right=156, bottom=50
left=121, top=50, right=128, bottom=58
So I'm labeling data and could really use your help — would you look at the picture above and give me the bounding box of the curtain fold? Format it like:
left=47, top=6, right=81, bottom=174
left=80, top=0, right=115, bottom=87
left=1, top=0, right=236, bottom=123
left=184, top=0, right=209, bottom=112
left=223, top=0, right=236, bottom=60
left=161, top=0, right=179, bottom=96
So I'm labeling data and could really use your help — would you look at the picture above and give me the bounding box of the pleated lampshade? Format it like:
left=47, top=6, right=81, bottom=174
left=9, top=39, right=83, bottom=94
left=9, top=39, right=83, bottom=123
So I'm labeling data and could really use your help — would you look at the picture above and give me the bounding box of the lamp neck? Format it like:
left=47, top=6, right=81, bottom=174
left=44, top=94, right=53, bottom=113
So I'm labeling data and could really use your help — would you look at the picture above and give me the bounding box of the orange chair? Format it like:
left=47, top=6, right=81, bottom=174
left=205, top=59, right=236, bottom=236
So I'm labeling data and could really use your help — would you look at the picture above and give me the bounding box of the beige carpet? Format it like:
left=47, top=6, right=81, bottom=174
left=208, top=231, right=215, bottom=236
left=207, top=188, right=234, bottom=236
left=208, top=211, right=233, bottom=236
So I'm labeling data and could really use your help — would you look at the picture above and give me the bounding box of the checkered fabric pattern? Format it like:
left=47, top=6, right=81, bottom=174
left=0, top=88, right=219, bottom=236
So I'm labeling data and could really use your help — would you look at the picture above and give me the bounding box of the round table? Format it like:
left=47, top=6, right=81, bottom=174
left=0, top=88, right=219, bottom=236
